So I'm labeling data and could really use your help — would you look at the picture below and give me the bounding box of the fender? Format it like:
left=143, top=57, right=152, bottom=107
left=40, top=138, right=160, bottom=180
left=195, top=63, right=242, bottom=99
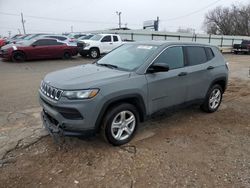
left=208, top=76, right=228, bottom=93
left=94, top=93, right=147, bottom=131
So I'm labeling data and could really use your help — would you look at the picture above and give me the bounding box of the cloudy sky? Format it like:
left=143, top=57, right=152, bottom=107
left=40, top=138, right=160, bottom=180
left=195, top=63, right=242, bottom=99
left=0, top=0, right=249, bottom=36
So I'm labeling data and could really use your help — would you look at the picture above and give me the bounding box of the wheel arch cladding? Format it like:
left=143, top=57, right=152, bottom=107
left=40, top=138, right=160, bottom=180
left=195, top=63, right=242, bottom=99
left=94, top=94, right=147, bottom=132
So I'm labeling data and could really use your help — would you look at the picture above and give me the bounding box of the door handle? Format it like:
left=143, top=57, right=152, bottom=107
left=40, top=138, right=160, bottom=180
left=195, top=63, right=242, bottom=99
left=109, top=42, right=113, bottom=44
left=178, top=72, right=188, bottom=76
left=207, top=66, right=214, bottom=70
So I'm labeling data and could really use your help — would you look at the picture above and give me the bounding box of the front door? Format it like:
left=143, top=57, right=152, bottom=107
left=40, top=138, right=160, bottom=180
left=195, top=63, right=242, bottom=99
left=146, top=46, right=188, bottom=114
left=100, top=35, right=113, bottom=53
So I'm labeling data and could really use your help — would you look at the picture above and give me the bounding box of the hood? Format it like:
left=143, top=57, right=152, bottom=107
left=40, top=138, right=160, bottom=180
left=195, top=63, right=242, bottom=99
left=1, top=43, right=24, bottom=50
left=44, top=64, right=130, bottom=90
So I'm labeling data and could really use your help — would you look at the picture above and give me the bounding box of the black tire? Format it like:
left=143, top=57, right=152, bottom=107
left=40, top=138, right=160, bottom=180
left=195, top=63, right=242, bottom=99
left=101, top=103, right=139, bottom=146
left=89, top=48, right=100, bottom=59
left=201, top=84, right=223, bottom=113
left=12, top=51, right=25, bottom=62
left=63, top=51, right=72, bottom=59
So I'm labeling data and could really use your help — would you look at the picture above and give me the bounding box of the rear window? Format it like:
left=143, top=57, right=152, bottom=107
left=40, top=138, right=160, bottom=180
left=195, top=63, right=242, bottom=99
left=185, top=46, right=207, bottom=66
left=113, top=36, right=118, bottom=42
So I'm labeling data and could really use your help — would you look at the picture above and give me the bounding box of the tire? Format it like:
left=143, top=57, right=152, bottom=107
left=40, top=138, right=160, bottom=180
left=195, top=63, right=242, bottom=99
left=12, top=51, right=25, bottom=62
left=201, top=84, right=223, bottom=113
left=63, top=51, right=72, bottom=59
left=101, top=103, right=139, bottom=146
left=89, top=48, right=100, bottom=59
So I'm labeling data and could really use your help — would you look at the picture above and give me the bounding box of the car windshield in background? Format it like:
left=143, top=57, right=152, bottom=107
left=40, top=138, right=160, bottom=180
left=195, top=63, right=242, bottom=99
left=77, top=35, right=94, bottom=40
left=90, top=34, right=102, bottom=41
left=97, top=44, right=158, bottom=71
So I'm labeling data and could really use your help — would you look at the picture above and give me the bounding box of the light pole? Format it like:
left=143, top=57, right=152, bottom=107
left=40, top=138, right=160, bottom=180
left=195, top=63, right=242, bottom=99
left=116, top=11, right=122, bottom=29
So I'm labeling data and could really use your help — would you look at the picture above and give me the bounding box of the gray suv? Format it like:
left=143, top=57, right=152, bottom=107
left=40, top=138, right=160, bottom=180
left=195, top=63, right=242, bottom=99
left=39, top=41, right=228, bottom=145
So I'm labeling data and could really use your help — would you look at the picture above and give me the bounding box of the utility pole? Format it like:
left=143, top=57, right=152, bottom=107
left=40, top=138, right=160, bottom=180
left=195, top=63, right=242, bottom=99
left=8, top=31, right=11, bottom=38
left=21, top=13, right=26, bottom=34
left=71, top=25, right=73, bottom=32
left=116, top=11, right=122, bottom=29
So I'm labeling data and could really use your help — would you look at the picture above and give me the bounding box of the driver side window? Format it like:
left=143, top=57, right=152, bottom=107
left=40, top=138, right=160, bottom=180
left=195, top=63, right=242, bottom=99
left=154, top=46, right=184, bottom=70
left=101, top=35, right=111, bottom=42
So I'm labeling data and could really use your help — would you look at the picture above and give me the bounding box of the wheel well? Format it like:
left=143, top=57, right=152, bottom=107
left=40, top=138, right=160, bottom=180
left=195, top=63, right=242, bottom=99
left=95, top=97, right=146, bottom=132
left=12, top=50, right=25, bottom=56
left=90, top=47, right=100, bottom=53
left=213, top=79, right=226, bottom=93
left=63, top=50, right=72, bottom=55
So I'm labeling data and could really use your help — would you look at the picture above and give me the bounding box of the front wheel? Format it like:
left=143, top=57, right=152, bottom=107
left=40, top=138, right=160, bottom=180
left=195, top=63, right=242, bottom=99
left=101, top=103, right=139, bottom=146
left=89, top=48, right=100, bottom=59
left=201, top=84, right=223, bottom=113
left=12, top=51, right=26, bottom=62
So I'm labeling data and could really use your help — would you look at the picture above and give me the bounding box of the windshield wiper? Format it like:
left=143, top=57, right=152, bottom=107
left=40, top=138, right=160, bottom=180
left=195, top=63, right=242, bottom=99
left=97, top=63, right=118, bottom=69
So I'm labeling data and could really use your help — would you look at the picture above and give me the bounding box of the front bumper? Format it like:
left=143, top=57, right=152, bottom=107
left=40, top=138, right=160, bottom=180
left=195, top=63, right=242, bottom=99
left=39, top=90, right=101, bottom=137
left=41, top=110, right=94, bottom=137
left=77, top=48, right=89, bottom=56
left=0, top=50, right=11, bottom=59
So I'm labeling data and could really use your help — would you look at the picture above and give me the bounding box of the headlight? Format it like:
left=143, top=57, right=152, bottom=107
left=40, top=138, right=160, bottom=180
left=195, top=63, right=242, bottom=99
left=84, top=43, right=90, bottom=47
left=62, top=89, right=99, bottom=99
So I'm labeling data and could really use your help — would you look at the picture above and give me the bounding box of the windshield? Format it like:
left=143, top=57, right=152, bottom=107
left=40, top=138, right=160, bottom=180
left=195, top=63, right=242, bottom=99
left=90, top=34, right=102, bottom=41
left=97, top=44, right=158, bottom=71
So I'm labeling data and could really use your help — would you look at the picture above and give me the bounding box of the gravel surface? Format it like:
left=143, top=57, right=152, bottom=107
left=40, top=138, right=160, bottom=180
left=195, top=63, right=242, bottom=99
left=0, top=54, right=249, bottom=188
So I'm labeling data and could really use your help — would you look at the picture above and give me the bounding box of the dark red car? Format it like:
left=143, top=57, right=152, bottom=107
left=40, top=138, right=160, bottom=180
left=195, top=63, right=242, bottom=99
left=0, top=38, right=6, bottom=48
left=0, top=38, right=78, bottom=62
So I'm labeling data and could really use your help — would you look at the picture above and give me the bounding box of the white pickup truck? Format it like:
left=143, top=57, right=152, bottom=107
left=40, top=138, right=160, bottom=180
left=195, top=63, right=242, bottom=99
left=77, top=34, right=123, bottom=58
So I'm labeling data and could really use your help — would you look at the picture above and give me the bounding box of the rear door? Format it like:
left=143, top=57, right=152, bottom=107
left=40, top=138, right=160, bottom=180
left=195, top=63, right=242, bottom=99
left=112, top=35, right=122, bottom=49
left=100, top=35, right=113, bottom=53
left=46, top=39, right=65, bottom=58
left=183, top=46, right=214, bottom=101
left=146, top=46, right=188, bottom=113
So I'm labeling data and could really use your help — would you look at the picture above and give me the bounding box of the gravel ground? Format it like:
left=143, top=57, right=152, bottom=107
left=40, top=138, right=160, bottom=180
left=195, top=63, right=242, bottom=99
left=0, top=54, right=249, bottom=188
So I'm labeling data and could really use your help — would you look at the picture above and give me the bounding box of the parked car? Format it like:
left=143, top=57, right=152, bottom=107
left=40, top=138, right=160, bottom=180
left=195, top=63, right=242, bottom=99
left=233, top=40, right=250, bottom=54
left=77, top=34, right=123, bottom=58
left=37, top=34, right=75, bottom=45
left=5, top=34, right=25, bottom=44
left=67, top=33, right=87, bottom=42
left=0, top=38, right=6, bottom=48
left=76, top=34, right=95, bottom=42
left=39, top=41, right=228, bottom=145
left=0, top=38, right=78, bottom=62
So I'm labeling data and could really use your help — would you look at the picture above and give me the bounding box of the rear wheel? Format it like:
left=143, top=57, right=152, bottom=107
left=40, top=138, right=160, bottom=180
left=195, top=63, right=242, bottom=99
left=201, top=84, right=223, bottom=113
left=63, top=51, right=72, bottom=59
left=89, top=48, right=100, bottom=59
left=101, top=103, right=139, bottom=146
left=12, top=51, right=25, bottom=62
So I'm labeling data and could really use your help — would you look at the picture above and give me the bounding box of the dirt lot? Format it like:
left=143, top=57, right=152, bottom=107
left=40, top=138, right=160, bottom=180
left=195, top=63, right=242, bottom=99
left=0, top=54, right=249, bottom=188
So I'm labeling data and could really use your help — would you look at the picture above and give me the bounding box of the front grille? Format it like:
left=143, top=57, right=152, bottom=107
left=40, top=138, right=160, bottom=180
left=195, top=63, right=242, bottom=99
left=40, top=81, right=63, bottom=101
left=77, top=42, right=84, bottom=47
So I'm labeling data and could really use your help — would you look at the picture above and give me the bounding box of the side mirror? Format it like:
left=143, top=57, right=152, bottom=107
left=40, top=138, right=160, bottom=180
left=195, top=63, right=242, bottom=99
left=32, top=44, right=36, bottom=47
left=147, top=63, right=169, bottom=73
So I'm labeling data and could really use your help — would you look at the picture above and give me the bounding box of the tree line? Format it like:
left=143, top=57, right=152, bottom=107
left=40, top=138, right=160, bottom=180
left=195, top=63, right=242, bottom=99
left=204, top=3, right=250, bottom=36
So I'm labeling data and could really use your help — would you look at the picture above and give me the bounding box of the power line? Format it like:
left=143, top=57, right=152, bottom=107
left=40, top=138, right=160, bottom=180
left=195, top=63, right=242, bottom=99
left=161, top=0, right=222, bottom=22
left=0, top=11, right=142, bottom=27
left=0, top=11, right=117, bottom=25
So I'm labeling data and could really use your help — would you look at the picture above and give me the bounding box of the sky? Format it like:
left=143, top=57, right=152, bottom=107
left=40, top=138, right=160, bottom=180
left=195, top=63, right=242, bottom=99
left=0, top=0, right=249, bottom=37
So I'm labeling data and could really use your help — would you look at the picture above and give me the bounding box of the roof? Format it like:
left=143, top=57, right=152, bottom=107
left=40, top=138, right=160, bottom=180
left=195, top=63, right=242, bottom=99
left=129, top=40, right=214, bottom=47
